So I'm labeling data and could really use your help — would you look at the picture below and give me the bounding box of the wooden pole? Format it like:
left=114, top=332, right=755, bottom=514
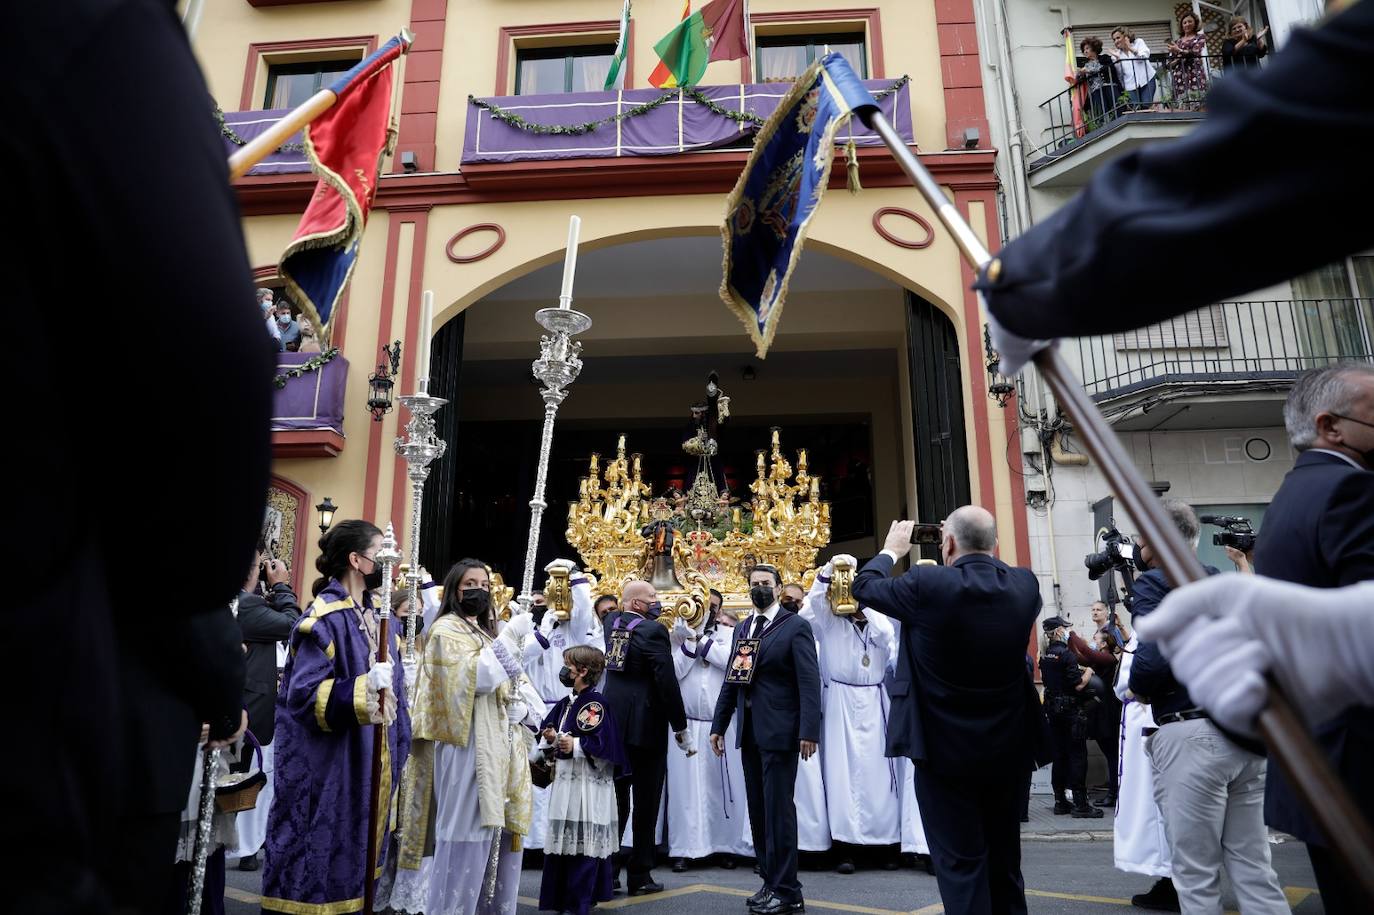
left=858, top=104, right=1374, bottom=902
left=363, top=524, right=402, bottom=915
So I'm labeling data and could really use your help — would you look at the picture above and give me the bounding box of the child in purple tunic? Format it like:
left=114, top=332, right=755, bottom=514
left=537, top=646, right=628, bottom=915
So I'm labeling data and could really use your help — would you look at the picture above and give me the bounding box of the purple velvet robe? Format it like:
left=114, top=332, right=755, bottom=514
left=261, top=580, right=411, bottom=913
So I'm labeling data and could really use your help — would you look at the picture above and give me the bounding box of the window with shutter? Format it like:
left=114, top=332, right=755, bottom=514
left=1113, top=305, right=1230, bottom=350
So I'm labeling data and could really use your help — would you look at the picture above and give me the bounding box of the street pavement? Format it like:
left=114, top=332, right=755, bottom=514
left=223, top=806, right=1323, bottom=914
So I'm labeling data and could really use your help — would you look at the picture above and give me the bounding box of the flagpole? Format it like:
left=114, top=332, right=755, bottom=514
left=855, top=104, right=1374, bottom=895
left=228, top=28, right=414, bottom=180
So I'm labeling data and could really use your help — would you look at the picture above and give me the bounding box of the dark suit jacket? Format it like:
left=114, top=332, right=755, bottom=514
left=1254, top=449, right=1374, bottom=845
left=853, top=553, right=1044, bottom=775
left=976, top=1, right=1374, bottom=340
left=238, top=584, right=302, bottom=745
left=601, top=610, right=688, bottom=749
left=710, top=610, right=822, bottom=752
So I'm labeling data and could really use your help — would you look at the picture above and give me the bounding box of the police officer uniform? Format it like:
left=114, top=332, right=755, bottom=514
left=1038, top=618, right=1100, bottom=818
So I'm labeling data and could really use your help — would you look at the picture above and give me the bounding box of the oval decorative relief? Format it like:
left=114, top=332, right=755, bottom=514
left=872, top=207, right=935, bottom=250
left=446, top=223, right=506, bottom=264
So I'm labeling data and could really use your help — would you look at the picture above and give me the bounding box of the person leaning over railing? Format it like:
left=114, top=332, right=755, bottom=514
left=1166, top=10, right=1210, bottom=109
left=1222, top=18, right=1269, bottom=72
left=1108, top=27, right=1158, bottom=108
left=1076, top=37, right=1124, bottom=127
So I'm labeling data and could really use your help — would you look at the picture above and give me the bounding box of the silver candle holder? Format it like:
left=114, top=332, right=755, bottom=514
left=395, top=382, right=447, bottom=658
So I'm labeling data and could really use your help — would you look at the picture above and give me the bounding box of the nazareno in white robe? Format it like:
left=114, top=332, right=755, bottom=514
left=801, top=579, right=902, bottom=845
left=667, top=623, right=754, bottom=859
left=1113, top=636, right=1171, bottom=877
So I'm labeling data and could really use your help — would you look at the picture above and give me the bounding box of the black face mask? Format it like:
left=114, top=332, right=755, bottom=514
left=1132, top=542, right=1148, bottom=571
left=558, top=666, right=576, bottom=688
left=361, top=557, right=384, bottom=591
left=780, top=599, right=800, bottom=613
left=459, top=588, right=492, bottom=618
left=643, top=600, right=663, bottom=619
left=749, top=585, right=775, bottom=610
left=532, top=604, right=549, bottom=627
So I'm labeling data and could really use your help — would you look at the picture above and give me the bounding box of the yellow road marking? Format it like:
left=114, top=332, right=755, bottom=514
left=1026, top=889, right=1130, bottom=906
left=1285, top=886, right=1317, bottom=908
left=224, top=887, right=261, bottom=904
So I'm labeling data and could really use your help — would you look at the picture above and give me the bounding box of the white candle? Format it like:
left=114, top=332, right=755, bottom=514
left=559, top=215, right=581, bottom=305
left=415, top=290, right=434, bottom=389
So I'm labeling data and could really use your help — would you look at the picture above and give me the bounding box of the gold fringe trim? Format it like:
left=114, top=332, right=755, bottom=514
left=260, top=895, right=363, bottom=915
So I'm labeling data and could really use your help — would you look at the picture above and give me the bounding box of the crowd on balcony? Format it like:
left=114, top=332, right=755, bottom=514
left=1069, top=12, right=1270, bottom=137
left=258, top=287, right=320, bottom=353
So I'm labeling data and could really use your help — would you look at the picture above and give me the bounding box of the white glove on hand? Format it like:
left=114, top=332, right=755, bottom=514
left=675, top=729, right=697, bottom=757
left=367, top=660, right=394, bottom=694
left=987, top=312, right=1054, bottom=377
left=670, top=617, right=690, bottom=648
left=539, top=607, right=559, bottom=635
left=366, top=660, right=397, bottom=725
left=544, top=558, right=578, bottom=574
left=503, top=612, right=535, bottom=642
left=402, top=657, right=418, bottom=694
left=834, top=553, right=858, bottom=570
left=1139, top=575, right=1374, bottom=735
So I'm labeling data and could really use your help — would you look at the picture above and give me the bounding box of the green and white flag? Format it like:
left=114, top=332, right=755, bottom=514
left=604, top=0, right=631, bottom=89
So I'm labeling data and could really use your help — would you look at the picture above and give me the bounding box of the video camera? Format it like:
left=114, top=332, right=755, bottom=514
left=1200, top=514, right=1256, bottom=553
left=1084, top=525, right=1133, bottom=581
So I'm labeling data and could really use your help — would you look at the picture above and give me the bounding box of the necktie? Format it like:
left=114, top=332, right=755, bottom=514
left=751, top=614, right=768, bottom=638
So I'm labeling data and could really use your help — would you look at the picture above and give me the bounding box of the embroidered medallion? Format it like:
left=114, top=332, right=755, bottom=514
left=576, top=701, right=604, bottom=732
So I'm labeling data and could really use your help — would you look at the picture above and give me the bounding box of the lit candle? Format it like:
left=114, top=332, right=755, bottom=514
left=559, top=215, right=581, bottom=305
left=415, top=289, right=434, bottom=389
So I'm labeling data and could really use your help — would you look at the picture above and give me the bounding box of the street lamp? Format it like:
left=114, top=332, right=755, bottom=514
left=367, top=341, right=403, bottom=421
left=316, top=496, right=338, bottom=534
left=983, top=323, right=1015, bottom=407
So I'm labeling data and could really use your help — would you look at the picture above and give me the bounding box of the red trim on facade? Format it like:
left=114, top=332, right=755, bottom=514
left=363, top=220, right=407, bottom=522
left=271, top=429, right=346, bottom=458
left=872, top=207, right=935, bottom=249
left=268, top=473, right=312, bottom=594
left=742, top=8, right=885, bottom=82
left=240, top=35, right=377, bottom=111
left=495, top=20, right=632, bottom=96
left=396, top=0, right=447, bottom=173
left=932, top=0, right=988, bottom=149
left=446, top=223, right=507, bottom=263
left=234, top=149, right=997, bottom=214
left=390, top=211, right=431, bottom=531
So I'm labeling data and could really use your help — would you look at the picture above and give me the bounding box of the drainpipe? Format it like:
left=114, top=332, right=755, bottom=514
left=183, top=0, right=206, bottom=40
left=976, top=0, right=1034, bottom=237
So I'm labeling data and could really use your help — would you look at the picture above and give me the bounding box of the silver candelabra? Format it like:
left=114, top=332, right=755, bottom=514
left=395, top=380, right=447, bottom=658
left=518, top=299, right=592, bottom=612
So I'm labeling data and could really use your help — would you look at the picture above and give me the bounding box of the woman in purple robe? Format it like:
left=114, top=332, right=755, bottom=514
left=261, top=520, right=411, bottom=914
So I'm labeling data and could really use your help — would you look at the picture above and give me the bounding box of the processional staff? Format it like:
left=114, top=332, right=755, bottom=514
left=363, top=523, right=402, bottom=915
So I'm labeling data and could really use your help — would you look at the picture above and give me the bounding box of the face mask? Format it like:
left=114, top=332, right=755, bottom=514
left=643, top=601, right=662, bottom=619
left=558, top=666, right=577, bottom=688
left=360, top=557, right=384, bottom=591
left=532, top=604, right=549, bottom=627
left=749, top=585, right=774, bottom=610
left=780, top=599, right=800, bottom=613
left=459, top=588, right=491, bottom=618
left=277, top=314, right=291, bottom=325
left=1132, top=542, right=1147, bottom=570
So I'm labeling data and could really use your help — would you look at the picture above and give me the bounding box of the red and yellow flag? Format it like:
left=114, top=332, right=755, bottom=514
left=1063, top=28, right=1087, bottom=138
left=649, top=0, right=692, bottom=87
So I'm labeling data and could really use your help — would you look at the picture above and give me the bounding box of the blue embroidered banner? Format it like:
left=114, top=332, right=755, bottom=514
left=719, top=53, right=879, bottom=357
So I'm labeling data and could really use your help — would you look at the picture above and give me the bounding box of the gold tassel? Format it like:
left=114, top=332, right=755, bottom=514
left=845, top=137, right=862, bottom=195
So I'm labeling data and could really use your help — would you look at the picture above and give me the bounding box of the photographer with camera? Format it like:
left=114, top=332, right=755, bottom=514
left=1070, top=604, right=1123, bottom=808
left=1128, top=500, right=1288, bottom=915
left=1040, top=617, right=1103, bottom=819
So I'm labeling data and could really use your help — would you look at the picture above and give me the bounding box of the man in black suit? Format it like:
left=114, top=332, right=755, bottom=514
left=1253, top=362, right=1374, bottom=913
left=9, top=1, right=272, bottom=910
left=971, top=1, right=1373, bottom=375
left=851, top=507, right=1044, bottom=915
left=710, top=565, right=822, bottom=915
left=602, top=579, right=691, bottom=895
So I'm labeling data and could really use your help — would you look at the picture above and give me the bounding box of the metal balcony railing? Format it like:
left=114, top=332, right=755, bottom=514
left=1073, top=298, right=1374, bottom=400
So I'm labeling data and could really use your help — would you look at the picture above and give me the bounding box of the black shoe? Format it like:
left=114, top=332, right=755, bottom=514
left=1131, top=878, right=1180, bottom=912
left=1052, top=800, right=1072, bottom=815
left=835, top=858, right=855, bottom=875
left=752, top=898, right=804, bottom=915
left=747, top=889, right=773, bottom=907
left=672, top=858, right=688, bottom=873
left=917, top=855, right=936, bottom=876
left=719, top=855, right=737, bottom=870
left=612, top=877, right=622, bottom=895
left=629, top=881, right=664, bottom=897
left=236, top=853, right=260, bottom=872
left=880, top=858, right=899, bottom=871
left=1095, top=793, right=1117, bottom=808
left=1072, top=804, right=1104, bottom=818
left=753, top=863, right=762, bottom=876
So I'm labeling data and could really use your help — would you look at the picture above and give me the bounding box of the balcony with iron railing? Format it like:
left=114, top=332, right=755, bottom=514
left=1070, top=297, right=1374, bottom=428
left=1026, top=50, right=1260, bottom=188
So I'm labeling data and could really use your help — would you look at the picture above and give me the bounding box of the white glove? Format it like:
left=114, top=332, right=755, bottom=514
left=367, top=660, right=394, bottom=694
left=1139, top=575, right=1374, bottom=735
left=675, top=728, right=697, bottom=757
left=670, top=617, right=690, bottom=648
left=544, top=558, right=577, bottom=574
left=503, top=612, right=535, bottom=642
left=834, top=553, right=858, bottom=570
left=987, top=312, right=1054, bottom=377
left=402, top=656, right=418, bottom=693
left=539, top=608, right=559, bottom=635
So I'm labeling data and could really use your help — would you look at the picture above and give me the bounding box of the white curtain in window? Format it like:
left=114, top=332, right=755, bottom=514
left=573, top=55, right=613, bottom=92
left=1292, top=263, right=1362, bottom=361
left=759, top=44, right=809, bottom=82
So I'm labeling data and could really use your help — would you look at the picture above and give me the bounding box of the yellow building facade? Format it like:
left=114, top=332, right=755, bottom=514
left=189, top=0, right=1030, bottom=592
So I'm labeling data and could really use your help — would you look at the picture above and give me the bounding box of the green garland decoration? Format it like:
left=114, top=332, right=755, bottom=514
left=274, top=347, right=340, bottom=389
left=470, top=75, right=910, bottom=137
left=214, top=103, right=307, bottom=155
